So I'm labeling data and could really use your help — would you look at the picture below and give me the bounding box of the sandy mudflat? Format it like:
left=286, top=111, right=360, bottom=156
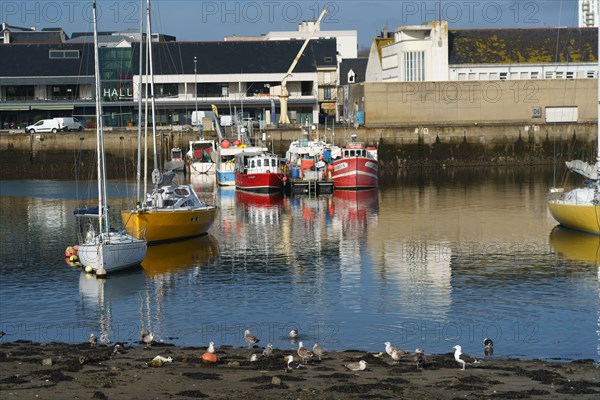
left=0, top=341, right=598, bottom=399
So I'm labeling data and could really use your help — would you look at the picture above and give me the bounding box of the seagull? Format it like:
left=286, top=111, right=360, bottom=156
left=414, top=348, right=426, bottom=369
left=297, top=341, right=313, bottom=363
left=207, top=341, right=216, bottom=354
left=112, top=344, right=125, bottom=355
left=453, top=345, right=480, bottom=370
left=312, top=343, right=325, bottom=361
left=384, top=341, right=406, bottom=358
left=286, top=355, right=304, bottom=370
left=484, top=338, right=494, bottom=356
left=390, top=348, right=403, bottom=364
left=262, top=343, right=273, bottom=357
left=140, top=328, right=149, bottom=340
left=99, top=333, right=110, bottom=346
left=345, top=360, right=367, bottom=371
left=143, top=332, right=154, bottom=349
left=289, top=329, right=299, bottom=339
left=88, top=333, right=97, bottom=347
left=244, top=329, right=260, bottom=347
left=250, top=353, right=259, bottom=362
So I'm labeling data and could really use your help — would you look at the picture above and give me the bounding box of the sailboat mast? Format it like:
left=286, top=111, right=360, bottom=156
left=146, top=0, right=160, bottom=183
left=92, top=0, right=106, bottom=234
left=136, top=0, right=144, bottom=203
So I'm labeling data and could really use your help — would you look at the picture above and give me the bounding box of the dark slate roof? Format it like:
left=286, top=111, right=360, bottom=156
left=0, top=43, right=95, bottom=77
left=449, top=27, right=598, bottom=64
left=339, top=58, right=368, bottom=85
left=132, top=39, right=337, bottom=75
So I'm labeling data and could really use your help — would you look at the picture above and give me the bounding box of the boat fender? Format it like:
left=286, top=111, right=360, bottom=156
left=266, top=170, right=270, bottom=173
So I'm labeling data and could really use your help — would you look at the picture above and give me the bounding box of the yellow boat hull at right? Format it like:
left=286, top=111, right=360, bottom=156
left=547, top=201, right=600, bottom=235
left=121, top=207, right=217, bottom=243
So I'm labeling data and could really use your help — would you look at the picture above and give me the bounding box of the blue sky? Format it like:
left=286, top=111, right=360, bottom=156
left=1, top=0, right=580, bottom=48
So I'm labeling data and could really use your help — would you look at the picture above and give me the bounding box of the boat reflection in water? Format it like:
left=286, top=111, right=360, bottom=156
left=235, top=190, right=284, bottom=207
left=549, top=227, right=600, bottom=266
left=332, top=188, right=379, bottom=232
left=79, top=269, right=146, bottom=342
left=141, top=235, right=219, bottom=276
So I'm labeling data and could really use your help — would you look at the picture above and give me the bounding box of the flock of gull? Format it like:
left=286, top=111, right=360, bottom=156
left=87, top=328, right=493, bottom=371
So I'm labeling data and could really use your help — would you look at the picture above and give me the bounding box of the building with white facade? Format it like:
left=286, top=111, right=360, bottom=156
left=579, top=0, right=598, bottom=27
left=366, top=21, right=598, bottom=83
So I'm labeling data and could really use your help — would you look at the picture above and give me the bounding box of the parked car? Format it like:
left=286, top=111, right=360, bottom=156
left=54, top=117, right=83, bottom=131
left=25, top=119, right=61, bottom=133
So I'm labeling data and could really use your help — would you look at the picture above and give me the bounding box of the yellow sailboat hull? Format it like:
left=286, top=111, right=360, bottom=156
left=121, top=207, right=217, bottom=243
left=547, top=201, right=600, bottom=235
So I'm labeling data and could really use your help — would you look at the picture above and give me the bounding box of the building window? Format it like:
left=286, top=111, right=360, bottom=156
left=324, top=56, right=333, bottom=63
left=348, top=70, right=355, bottom=83
left=587, top=71, right=597, bottom=78
left=301, top=81, right=313, bottom=96
left=5, top=85, right=34, bottom=100
left=545, top=71, right=554, bottom=79
left=197, top=83, right=229, bottom=97
left=324, top=87, right=332, bottom=100
left=246, top=82, right=277, bottom=96
left=403, top=51, right=425, bottom=82
left=566, top=71, right=574, bottom=79
left=155, top=83, right=178, bottom=97
left=49, top=85, right=79, bottom=100
left=468, top=73, right=476, bottom=80
left=479, top=73, right=488, bottom=80
left=499, top=72, right=507, bottom=80
left=531, top=72, right=539, bottom=79
left=457, top=73, right=467, bottom=81
left=49, top=49, right=80, bottom=59
left=555, top=71, right=564, bottom=79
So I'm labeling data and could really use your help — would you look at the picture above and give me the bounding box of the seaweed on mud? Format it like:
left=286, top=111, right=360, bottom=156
left=252, top=383, right=288, bottom=390
left=516, top=368, right=567, bottom=385
left=312, top=366, right=336, bottom=371
left=489, top=389, right=550, bottom=399
left=382, top=377, right=410, bottom=385
left=0, top=375, right=29, bottom=385
left=327, top=383, right=403, bottom=394
left=29, top=369, right=73, bottom=384
left=556, top=380, right=600, bottom=395
left=91, top=391, right=108, bottom=400
left=316, top=372, right=356, bottom=380
left=176, top=390, right=208, bottom=398
left=459, top=375, right=502, bottom=385
left=182, top=372, right=222, bottom=380
left=240, top=374, right=306, bottom=383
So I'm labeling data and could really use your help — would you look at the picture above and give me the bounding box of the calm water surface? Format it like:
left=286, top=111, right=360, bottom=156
left=0, top=168, right=598, bottom=362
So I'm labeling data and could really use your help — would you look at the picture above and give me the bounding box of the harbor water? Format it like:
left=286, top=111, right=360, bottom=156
left=0, top=167, right=598, bottom=362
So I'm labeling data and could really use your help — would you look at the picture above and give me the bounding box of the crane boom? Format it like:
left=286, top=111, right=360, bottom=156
left=279, top=8, right=329, bottom=125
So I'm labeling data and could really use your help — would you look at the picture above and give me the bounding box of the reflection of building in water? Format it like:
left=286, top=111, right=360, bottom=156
left=381, top=240, right=452, bottom=319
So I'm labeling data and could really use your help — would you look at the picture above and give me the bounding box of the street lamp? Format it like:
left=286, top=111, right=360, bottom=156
left=193, top=56, right=197, bottom=128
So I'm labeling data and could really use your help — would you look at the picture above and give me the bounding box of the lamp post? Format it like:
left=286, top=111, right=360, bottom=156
left=193, top=56, right=197, bottom=128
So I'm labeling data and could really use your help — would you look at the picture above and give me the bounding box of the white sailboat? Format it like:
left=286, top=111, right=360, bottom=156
left=547, top=19, right=600, bottom=235
left=76, top=0, right=147, bottom=273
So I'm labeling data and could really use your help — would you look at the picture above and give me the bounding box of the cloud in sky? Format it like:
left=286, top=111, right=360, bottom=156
left=0, top=0, right=580, bottom=47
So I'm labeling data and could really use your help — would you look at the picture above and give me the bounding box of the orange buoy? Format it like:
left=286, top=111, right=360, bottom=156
left=327, top=165, right=334, bottom=171
left=201, top=352, right=219, bottom=363
left=221, top=139, right=231, bottom=148
left=233, top=139, right=241, bottom=146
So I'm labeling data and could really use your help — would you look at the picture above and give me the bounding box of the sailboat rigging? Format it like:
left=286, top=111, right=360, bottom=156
left=121, top=0, right=217, bottom=244
left=547, top=14, right=600, bottom=235
left=75, top=0, right=147, bottom=273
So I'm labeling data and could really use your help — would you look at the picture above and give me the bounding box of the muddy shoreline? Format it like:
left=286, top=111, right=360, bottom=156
left=1, top=341, right=598, bottom=399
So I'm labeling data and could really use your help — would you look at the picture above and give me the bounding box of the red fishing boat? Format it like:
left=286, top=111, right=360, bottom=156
left=234, top=151, right=287, bottom=193
left=331, top=140, right=378, bottom=190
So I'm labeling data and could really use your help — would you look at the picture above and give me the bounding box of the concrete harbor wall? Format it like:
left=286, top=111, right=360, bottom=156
left=0, top=121, right=596, bottom=179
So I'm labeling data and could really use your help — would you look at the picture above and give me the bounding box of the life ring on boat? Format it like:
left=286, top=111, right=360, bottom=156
left=65, top=245, right=78, bottom=257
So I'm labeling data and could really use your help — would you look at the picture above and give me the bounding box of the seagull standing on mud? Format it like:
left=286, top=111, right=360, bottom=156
left=484, top=338, right=494, bottom=356
left=414, top=348, right=426, bottom=369
left=262, top=343, right=273, bottom=357
left=297, top=341, right=313, bottom=363
left=88, top=333, right=97, bottom=347
left=453, top=345, right=480, bottom=370
left=244, top=329, right=260, bottom=347
left=143, top=332, right=154, bottom=349
left=207, top=341, right=216, bottom=354
left=312, top=343, right=325, bottom=361
left=384, top=341, right=406, bottom=358
left=286, top=355, right=304, bottom=369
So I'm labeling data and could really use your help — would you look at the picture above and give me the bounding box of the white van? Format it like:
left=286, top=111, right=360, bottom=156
left=25, top=119, right=61, bottom=133
left=54, top=117, right=83, bottom=132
